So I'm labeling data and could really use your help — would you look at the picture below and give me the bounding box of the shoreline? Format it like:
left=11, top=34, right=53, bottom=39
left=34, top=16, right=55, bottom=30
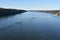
left=28, top=10, right=60, bottom=16
left=0, top=8, right=27, bottom=17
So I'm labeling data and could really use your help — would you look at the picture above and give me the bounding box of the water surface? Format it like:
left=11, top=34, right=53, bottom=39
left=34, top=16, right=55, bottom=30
left=0, top=12, right=60, bottom=40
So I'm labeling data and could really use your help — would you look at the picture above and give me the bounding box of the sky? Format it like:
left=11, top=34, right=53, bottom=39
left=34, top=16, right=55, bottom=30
left=0, top=0, right=60, bottom=10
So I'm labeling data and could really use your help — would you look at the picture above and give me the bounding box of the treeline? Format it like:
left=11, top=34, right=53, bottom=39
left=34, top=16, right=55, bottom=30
left=0, top=8, right=26, bottom=17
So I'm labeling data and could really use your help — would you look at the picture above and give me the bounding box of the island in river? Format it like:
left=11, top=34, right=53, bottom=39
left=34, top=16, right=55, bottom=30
left=0, top=8, right=27, bottom=17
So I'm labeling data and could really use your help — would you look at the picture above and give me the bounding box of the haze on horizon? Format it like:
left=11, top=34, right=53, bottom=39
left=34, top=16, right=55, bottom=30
left=0, top=0, right=60, bottom=10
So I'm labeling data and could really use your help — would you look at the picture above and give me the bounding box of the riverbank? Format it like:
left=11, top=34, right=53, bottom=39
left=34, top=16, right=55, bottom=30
left=29, top=10, right=60, bottom=16
left=39, top=10, right=60, bottom=16
left=0, top=8, right=27, bottom=17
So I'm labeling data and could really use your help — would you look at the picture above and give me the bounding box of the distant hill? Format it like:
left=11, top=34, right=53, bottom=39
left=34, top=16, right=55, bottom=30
left=0, top=8, right=27, bottom=17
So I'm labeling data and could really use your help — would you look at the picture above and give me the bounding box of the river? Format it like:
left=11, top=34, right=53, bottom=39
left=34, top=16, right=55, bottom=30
left=0, top=12, right=60, bottom=40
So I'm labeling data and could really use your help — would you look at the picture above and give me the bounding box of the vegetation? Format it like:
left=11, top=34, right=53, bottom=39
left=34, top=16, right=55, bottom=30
left=0, top=8, right=27, bottom=17
left=39, top=10, right=60, bottom=16
left=29, top=10, right=60, bottom=16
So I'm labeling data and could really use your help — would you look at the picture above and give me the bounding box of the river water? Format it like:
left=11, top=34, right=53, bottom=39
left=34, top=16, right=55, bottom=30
left=0, top=12, right=60, bottom=40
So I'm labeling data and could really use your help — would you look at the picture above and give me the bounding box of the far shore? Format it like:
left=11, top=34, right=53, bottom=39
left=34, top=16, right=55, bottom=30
left=28, top=10, right=60, bottom=16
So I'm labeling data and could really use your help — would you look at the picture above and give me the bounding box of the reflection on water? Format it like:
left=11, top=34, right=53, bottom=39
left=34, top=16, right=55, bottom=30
left=0, top=12, right=60, bottom=40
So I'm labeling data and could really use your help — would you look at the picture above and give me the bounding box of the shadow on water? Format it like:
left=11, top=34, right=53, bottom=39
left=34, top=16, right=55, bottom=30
left=0, top=12, right=26, bottom=18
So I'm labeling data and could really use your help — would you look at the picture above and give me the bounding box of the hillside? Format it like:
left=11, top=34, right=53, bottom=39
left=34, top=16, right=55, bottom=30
left=0, top=8, right=26, bottom=17
left=29, top=10, right=60, bottom=16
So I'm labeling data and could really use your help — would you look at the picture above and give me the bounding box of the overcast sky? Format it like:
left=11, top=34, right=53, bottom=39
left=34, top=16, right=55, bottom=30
left=0, top=0, right=60, bottom=10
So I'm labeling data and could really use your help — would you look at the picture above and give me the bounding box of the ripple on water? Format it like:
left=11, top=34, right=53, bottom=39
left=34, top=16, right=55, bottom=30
left=0, top=21, right=23, bottom=32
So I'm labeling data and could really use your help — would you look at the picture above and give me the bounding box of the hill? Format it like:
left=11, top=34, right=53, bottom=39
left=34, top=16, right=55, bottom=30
left=0, top=8, right=26, bottom=17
